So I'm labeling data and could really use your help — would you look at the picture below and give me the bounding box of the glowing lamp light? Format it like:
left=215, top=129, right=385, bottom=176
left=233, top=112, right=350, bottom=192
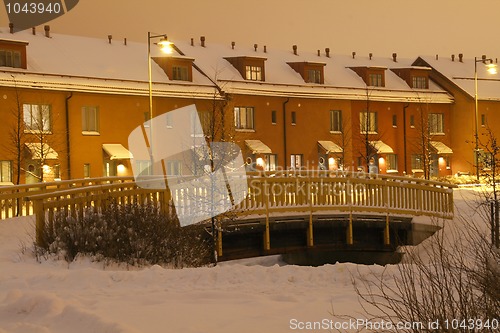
left=42, top=164, right=50, bottom=173
left=117, top=163, right=126, bottom=174
left=256, top=157, right=265, bottom=167
left=157, top=37, right=173, bottom=54
left=487, top=63, right=498, bottom=75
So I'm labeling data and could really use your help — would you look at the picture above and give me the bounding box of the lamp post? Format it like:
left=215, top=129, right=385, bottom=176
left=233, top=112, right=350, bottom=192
left=147, top=32, right=173, bottom=172
left=474, top=55, right=497, bottom=181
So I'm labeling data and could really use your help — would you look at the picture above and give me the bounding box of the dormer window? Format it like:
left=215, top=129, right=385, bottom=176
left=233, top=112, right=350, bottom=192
left=0, top=39, right=28, bottom=69
left=224, top=56, right=267, bottom=81
left=245, top=65, right=262, bottom=81
left=349, top=66, right=386, bottom=87
left=287, top=62, right=325, bottom=84
left=369, top=73, right=383, bottom=87
left=391, top=67, right=431, bottom=89
left=152, top=56, right=194, bottom=82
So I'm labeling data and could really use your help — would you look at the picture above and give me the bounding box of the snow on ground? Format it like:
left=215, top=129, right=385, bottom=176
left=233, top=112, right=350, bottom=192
left=0, top=189, right=487, bottom=333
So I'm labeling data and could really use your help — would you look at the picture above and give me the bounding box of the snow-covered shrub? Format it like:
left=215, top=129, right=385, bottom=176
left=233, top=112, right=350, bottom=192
left=41, top=202, right=212, bottom=267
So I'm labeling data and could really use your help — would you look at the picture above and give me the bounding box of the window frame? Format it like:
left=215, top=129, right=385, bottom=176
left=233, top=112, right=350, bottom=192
left=245, top=65, right=263, bottom=81
left=330, top=110, right=342, bottom=133
left=0, top=160, right=12, bottom=183
left=23, top=103, right=52, bottom=133
left=359, top=111, right=378, bottom=134
left=172, top=65, right=189, bottom=81
left=429, top=113, right=445, bottom=135
left=82, top=106, right=100, bottom=134
left=234, top=106, right=255, bottom=130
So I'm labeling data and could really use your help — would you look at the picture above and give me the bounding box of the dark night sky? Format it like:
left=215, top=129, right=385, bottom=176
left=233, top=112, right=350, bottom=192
left=2, top=0, right=500, bottom=58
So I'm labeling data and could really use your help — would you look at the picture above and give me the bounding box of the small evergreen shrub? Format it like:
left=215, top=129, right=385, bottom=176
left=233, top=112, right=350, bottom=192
left=42, top=202, right=212, bottom=267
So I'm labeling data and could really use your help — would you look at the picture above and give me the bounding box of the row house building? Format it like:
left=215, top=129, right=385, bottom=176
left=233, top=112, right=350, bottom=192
left=0, top=26, right=498, bottom=184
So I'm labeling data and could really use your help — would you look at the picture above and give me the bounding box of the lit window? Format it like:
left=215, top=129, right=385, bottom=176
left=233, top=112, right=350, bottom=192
left=412, top=76, right=428, bottom=89
left=330, top=110, right=342, bottom=132
left=245, top=65, right=262, bottom=81
left=0, top=161, right=12, bottom=182
left=265, top=154, right=277, bottom=171
left=369, top=73, right=383, bottom=87
left=83, top=163, right=91, bottom=178
left=166, top=160, right=182, bottom=176
left=0, top=49, right=21, bottom=68
left=411, top=154, right=424, bottom=170
left=290, top=154, right=303, bottom=169
left=360, top=111, right=378, bottom=133
left=429, top=113, right=444, bottom=134
left=386, top=154, right=398, bottom=171
left=234, top=107, right=255, bottom=130
left=135, top=161, right=152, bottom=176
left=23, top=104, right=51, bottom=133
left=82, top=106, right=99, bottom=133
left=172, top=66, right=189, bottom=81
left=307, top=69, right=321, bottom=83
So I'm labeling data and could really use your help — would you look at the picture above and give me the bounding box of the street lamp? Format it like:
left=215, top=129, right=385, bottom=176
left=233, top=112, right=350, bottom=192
left=474, top=55, right=498, bottom=181
left=147, top=32, right=173, bottom=172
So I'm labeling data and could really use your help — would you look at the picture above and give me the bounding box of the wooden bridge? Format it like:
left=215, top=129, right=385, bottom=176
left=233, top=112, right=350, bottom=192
left=0, top=171, right=456, bottom=265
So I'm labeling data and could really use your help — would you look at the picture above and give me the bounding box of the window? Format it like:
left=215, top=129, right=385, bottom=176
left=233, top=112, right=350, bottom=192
left=53, top=164, right=61, bottom=180
left=234, top=107, right=255, bottom=130
left=0, top=161, right=12, bottom=182
left=481, top=114, right=486, bottom=127
left=0, top=49, right=21, bottom=68
left=23, top=104, right=51, bottom=132
left=411, top=154, right=424, bottom=171
left=360, top=111, right=378, bottom=133
left=307, top=69, right=321, bottom=83
left=410, top=115, right=415, bottom=127
left=265, top=154, right=277, bottom=171
left=290, top=154, right=303, bottom=169
left=369, top=73, right=383, bottom=87
left=392, top=115, right=397, bottom=127
left=166, top=160, right=182, bottom=176
left=271, top=110, right=277, bottom=124
left=82, top=106, right=99, bottom=133
left=135, top=161, right=152, bottom=176
left=386, top=154, right=398, bottom=171
left=291, top=111, right=296, bottom=125
left=330, top=110, right=342, bottom=132
left=479, top=151, right=494, bottom=170
left=172, top=66, right=189, bottom=81
left=412, top=76, right=428, bottom=89
left=245, top=65, right=262, bottom=81
left=83, top=163, right=91, bottom=178
left=429, top=113, right=444, bottom=134
left=103, top=160, right=116, bottom=177
left=191, top=110, right=211, bottom=137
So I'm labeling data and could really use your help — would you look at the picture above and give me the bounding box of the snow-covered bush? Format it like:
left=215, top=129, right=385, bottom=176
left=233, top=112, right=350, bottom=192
left=41, top=202, right=212, bottom=267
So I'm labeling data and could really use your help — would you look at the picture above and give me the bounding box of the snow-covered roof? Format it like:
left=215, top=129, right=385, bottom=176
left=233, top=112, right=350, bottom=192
left=416, top=55, right=500, bottom=101
left=0, top=28, right=217, bottom=99
left=172, top=39, right=453, bottom=103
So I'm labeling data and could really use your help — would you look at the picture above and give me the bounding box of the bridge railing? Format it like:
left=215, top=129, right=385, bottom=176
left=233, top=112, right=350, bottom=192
left=0, top=176, right=135, bottom=219
left=4, top=172, right=455, bottom=246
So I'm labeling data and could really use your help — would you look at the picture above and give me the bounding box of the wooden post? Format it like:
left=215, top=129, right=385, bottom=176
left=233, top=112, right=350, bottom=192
left=263, top=184, right=271, bottom=251
left=33, top=198, right=46, bottom=247
left=217, top=223, right=223, bottom=257
left=307, top=187, right=314, bottom=247
left=384, top=213, right=390, bottom=246
left=347, top=210, right=353, bottom=245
